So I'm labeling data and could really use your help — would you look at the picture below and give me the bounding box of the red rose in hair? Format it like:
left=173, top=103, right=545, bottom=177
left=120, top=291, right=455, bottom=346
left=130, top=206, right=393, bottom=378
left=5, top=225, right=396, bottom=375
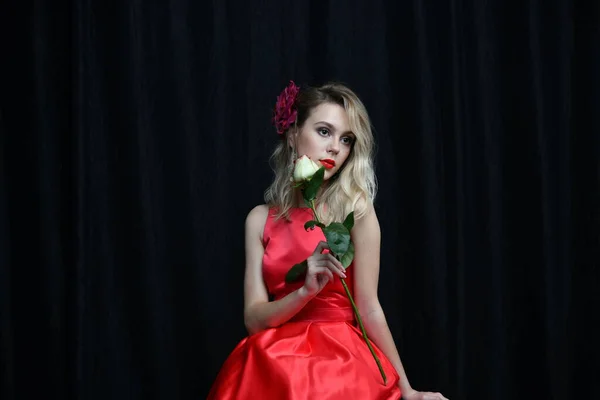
left=273, top=81, right=300, bottom=135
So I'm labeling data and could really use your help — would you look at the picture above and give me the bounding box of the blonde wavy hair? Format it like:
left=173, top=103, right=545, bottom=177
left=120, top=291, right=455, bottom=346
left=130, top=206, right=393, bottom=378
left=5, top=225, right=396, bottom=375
left=264, top=82, right=377, bottom=225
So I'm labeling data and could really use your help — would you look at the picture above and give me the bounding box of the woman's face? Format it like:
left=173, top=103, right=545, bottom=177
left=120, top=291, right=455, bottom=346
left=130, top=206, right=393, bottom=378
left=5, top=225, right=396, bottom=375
left=290, top=103, right=355, bottom=181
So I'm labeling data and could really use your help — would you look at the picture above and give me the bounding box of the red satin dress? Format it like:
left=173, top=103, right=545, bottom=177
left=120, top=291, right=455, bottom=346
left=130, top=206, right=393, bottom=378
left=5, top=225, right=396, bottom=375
left=208, top=207, right=401, bottom=399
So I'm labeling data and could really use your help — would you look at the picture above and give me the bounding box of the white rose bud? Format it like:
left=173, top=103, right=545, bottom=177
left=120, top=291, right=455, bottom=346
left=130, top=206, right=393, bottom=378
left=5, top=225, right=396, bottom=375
left=293, top=155, right=320, bottom=183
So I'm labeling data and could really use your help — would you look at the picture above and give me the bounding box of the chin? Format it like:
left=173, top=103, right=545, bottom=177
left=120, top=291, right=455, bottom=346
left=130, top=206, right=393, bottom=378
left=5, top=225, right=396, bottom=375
left=323, top=170, right=336, bottom=181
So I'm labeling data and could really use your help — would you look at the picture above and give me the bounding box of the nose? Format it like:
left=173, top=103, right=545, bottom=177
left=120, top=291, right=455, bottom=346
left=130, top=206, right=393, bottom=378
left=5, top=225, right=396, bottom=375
left=328, top=140, right=340, bottom=155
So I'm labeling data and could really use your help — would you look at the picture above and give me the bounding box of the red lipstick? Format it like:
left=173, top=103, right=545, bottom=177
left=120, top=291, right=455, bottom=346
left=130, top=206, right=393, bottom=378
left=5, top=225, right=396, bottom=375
left=320, top=159, right=335, bottom=169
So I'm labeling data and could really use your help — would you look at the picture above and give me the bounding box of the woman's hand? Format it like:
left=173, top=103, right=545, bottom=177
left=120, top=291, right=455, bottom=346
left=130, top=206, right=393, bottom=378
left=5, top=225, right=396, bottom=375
left=301, top=241, right=346, bottom=297
left=403, top=388, right=449, bottom=400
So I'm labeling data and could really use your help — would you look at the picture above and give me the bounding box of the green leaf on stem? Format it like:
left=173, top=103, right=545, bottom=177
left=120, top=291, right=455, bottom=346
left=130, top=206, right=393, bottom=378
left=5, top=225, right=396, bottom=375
left=304, top=220, right=325, bottom=231
left=323, top=223, right=350, bottom=257
left=285, top=260, right=307, bottom=283
left=343, top=211, right=354, bottom=232
left=302, top=167, right=325, bottom=202
left=340, top=241, right=355, bottom=269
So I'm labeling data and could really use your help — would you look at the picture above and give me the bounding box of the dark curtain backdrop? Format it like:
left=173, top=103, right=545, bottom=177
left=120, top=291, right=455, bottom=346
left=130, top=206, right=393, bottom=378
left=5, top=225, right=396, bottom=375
left=1, top=1, right=598, bottom=399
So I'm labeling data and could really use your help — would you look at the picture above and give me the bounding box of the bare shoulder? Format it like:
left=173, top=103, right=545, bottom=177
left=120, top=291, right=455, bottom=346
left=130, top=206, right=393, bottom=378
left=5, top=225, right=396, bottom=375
left=353, top=202, right=381, bottom=235
left=247, top=204, right=269, bottom=220
left=246, top=204, right=270, bottom=240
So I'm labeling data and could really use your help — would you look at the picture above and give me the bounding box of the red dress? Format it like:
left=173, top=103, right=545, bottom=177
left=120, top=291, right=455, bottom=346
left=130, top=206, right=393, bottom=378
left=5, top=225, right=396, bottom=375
left=208, top=208, right=401, bottom=399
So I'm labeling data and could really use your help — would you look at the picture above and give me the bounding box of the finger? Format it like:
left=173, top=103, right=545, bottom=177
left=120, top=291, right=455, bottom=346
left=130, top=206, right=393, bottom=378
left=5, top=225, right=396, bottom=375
left=426, top=393, right=447, bottom=400
left=310, top=252, right=341, bottom=266
left=312, top=240, right=329, bottom=255
left=310, top=266, right=333, bottom=283
left=325, top=253, right=346, bottom=274
left=308, top=265, right=328, bottom=275
left=321, top=260, right=346, bottom=277
left=434, top=391, right=447, bottom=400
left=312, top=259, right=346, bottom=278
left=333, top=263, right=347, bottom=278
left=325, top=269, right=334, bottom=281
left=310, top=265, right=334, bottom=281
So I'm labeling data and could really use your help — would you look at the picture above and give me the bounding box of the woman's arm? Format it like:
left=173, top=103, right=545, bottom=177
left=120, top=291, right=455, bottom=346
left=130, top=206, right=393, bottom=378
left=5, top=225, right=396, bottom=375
left=351, top=204, right=414, bottom=394
left=352, top=205, right=448, bottom=400
left=242, top=205, right=314, bottom=335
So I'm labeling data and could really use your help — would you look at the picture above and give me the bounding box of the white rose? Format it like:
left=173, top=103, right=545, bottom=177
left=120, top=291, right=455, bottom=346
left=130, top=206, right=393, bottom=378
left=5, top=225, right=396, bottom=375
left=293, top=155, right=320, bottom=182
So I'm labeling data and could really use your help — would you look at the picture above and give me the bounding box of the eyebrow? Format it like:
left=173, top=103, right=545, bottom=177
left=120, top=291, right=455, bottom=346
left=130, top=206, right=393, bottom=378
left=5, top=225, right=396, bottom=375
left=314, top=121, right=355, bottom=136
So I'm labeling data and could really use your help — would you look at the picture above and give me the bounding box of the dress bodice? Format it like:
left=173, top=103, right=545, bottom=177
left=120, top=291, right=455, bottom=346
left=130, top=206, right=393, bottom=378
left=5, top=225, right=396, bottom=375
left=262, top=207, right=355, bottom=323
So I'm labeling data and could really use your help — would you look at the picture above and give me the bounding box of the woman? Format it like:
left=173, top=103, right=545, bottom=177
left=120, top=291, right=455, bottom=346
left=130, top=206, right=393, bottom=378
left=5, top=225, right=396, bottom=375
left=208, top=81, right=448, bottom=400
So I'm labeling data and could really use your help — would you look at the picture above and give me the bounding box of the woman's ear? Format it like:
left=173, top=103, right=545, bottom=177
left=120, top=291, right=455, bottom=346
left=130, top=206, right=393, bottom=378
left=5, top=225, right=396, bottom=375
left=287, top=127, right=298, bottom=149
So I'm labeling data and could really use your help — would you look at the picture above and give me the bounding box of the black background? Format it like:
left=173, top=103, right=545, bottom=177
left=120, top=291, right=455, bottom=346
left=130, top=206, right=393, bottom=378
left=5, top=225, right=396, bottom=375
left=1, top=1, right=598, bottom=399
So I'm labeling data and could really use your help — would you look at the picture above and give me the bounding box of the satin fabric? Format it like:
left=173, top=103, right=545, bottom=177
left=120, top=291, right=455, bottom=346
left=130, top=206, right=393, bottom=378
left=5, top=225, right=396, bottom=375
left=208, top=208, right=401, bottom=399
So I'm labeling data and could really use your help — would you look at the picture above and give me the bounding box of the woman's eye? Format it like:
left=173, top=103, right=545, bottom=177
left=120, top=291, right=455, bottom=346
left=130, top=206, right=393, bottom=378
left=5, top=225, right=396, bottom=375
left=318, top=128, right=330, bottom=136
left=341, top=137, right=353, bottom=145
